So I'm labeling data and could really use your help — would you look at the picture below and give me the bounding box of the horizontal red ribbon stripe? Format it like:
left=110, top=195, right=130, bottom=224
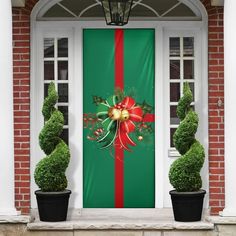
left=143, top=114, right=155, bottom=123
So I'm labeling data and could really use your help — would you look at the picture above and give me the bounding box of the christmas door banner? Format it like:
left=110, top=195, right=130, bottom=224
left=83, top=29, right=155, bottom=208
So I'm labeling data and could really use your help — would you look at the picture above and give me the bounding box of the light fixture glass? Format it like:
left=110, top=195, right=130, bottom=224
left=100, top=0, right=133, bottom=26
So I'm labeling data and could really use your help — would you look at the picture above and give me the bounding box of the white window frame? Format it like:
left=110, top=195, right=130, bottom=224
left=163, top=28, right=209, bottom=207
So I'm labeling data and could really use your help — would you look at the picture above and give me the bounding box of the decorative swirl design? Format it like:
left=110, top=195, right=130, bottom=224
left=34, top=82, right=70, bottom=192
left=169, top=83, right=205, bottom=192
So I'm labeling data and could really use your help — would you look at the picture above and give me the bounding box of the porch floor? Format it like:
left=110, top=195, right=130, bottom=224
left=27, top=208, right=214, bottom=231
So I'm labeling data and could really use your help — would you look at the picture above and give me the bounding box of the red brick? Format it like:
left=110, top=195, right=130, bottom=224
left=210, top=196, right=225, bottom=204
left=20, top=201, right=30, bottom=207
left=211, top=207, right=224, bottom=215
left=210, top=168, right=224, bottom=175
left=15, top=169, right=29, bottom=175
left=210, top=188, right=223, bottom=194
left=210, top=200, right=220, bottom=206
left=20, top=188, right=30, bottom=194
left=21, top=175, right=30, bottom=181
left=15, top=182, right=29, bottom=187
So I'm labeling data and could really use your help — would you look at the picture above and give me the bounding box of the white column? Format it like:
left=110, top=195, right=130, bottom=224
left=0, top=0, right=18, bottom=215
left=222, top=0, right=236, bottom=217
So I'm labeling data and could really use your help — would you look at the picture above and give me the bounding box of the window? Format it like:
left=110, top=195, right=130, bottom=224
left=37, top=0, right=202, bottom=21
left=168, top=36, right=196, bottom=151
left=43, top=37, right=69, bottom=144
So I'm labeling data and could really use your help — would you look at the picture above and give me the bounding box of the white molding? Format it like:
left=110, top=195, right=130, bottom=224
left=155, top=25, right=164, bottom=208
left=0, top=209, right=20, bottom=216
left=69, top=26, right=83, bottom=209
left=30, top=23, right=44, bottom=208
left=211, top=0, right=224, bottom=6
left=11, top=0, right=25, bottom=7
left=181, top=0, right=208, bottom=21
left=222, top=0, right=236, bottom=217
left=220, top=208, right=236, bottom=217
left=168, top=149, right=181, bottom=158
left=200, top=11, right=209, bottom=211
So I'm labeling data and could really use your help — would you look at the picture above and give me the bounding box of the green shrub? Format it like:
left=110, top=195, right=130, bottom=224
left=169, top=83, right=205, bottom=192
left=34, top=82, right=70, bottom=192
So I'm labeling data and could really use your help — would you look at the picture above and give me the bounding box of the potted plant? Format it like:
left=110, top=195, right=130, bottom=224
left=169, top=82, right=206, bottom=222
left=34, top=82, right=71, bottom=222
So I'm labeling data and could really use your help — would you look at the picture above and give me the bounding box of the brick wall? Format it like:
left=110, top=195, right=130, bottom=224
left=13, top=0, right=38, bottom=215
left=12, top=0, right=224, bottom=215
left=201, top=0, right=225, bottom=215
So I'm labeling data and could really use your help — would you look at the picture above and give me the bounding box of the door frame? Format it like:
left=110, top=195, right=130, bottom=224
left=30, top=20, right=208, bottom=209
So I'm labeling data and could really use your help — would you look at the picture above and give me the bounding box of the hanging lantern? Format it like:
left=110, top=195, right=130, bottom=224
left=100, top=0, right=133, bottom=26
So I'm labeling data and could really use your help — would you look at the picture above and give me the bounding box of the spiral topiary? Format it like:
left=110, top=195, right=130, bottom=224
left=169, top=82, right=205, bottom=192
left=34, top=82, right=70, bottom=192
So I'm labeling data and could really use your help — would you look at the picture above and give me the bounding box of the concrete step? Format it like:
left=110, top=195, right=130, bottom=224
left=1, top=209, right=236, bottom=236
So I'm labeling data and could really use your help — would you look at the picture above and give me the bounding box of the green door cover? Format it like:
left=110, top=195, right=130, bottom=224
left=83, top=29, right=155, bottom=208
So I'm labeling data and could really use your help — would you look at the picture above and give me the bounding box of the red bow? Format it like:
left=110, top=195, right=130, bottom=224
left=116, top=97, right=143, bottom=151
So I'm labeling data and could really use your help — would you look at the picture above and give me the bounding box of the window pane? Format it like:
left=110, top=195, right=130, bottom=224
left=44, top=38, right=54, bottom=58
left=58, top=83, right=68, bottom=103
left=170, top=60, right=180, bottom=80
left=184, top=60, right=194, bottom=79
left=170, top=83, right=180, bottom=102
left=58, top=38, right=68, bottom=57
left=103, top=1, right=111, bottom=22
left=184, top=37, right=194, bottom=57
left=189, top=82, right=195, bottom=101
left=44, top=83, right=49, bottom=99
left=170, top=128, right=177, bottom=147
left=170, top=38, right=180, bottom=57
left=58, top=106, right=68, bottom=125
left=60, top=129, right=69, bottom=144
left=170, top=106, right=180, bottom=125
left=190, top=105, right=195, bottom=111
left=44, top=61, right=54, bottom=80
left=58, top=61, right=68, bottom=80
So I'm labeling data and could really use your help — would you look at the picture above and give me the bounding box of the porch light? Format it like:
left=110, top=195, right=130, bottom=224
left=100, top=0, right=133, bottom=26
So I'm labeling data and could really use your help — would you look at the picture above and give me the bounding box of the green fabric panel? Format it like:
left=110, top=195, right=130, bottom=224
left=83, top=29, right=115, bottom=208
left=124, top=29, right=155, bottom=208
left=83, top=29, right=155, bottom=208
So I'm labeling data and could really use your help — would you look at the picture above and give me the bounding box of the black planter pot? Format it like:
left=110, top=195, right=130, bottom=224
left=35, top=189, right=71, bottom=222
left=169, top=189, right=206, bottom=222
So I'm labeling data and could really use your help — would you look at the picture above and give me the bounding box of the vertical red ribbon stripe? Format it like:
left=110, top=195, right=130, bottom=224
left=114, top=29, right=124, bottom=208
left=115, top=29, right=124, bottom=91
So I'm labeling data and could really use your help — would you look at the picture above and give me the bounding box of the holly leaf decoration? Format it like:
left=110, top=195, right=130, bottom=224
left=115, top=88, right=125, bottom=103
left=93, top=96, right=106, bottom=106
left=137, top=101, right=153, bottom=115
